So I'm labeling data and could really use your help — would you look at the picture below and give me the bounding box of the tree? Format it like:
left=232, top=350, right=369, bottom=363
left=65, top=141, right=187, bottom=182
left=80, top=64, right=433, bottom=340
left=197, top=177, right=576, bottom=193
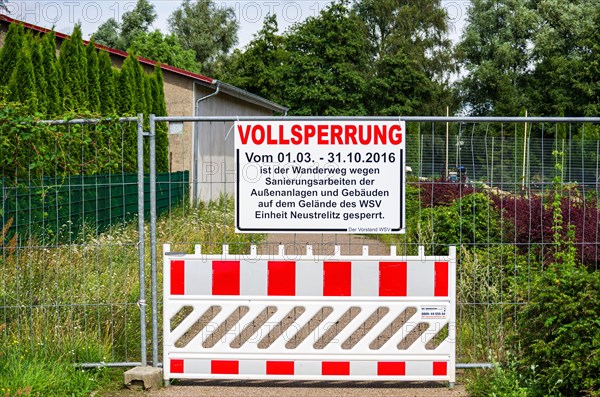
left=579, top=6, right=600, bottom=117
left=456, top=0, right=537, bottom=116
left=365, top=52, right=436, bottom=115
left=59, top=24, right=88, bottom=111
left=7, top=46, right=37, bottom=111
left=130, top=56, right=147, bottom=115
left=120, top=0, right=156, bottom=50
left=117, top=55, right=136, bottom=114
left=225, top=1, right=453, bottom=116
left=94, top=18, right=120, bottom=49
left=355, top=0, right=455, bottom=115
left=30, top=36, right=47, bottom=113
left=116, top=55, right=140, bottom=169
left=222, top=14, right=286, bottom=104
left=356, top=0, right=453, bottom=78
left=93, top=0, right=156, bottom=51
left=86, top=41, right=101, bottom=113
left=98, top=50, right=115, bottom=114
left=456, top=0, right=600, bottom=117
left=0, top=23, right=24, bottom=87
left=150, top=64, right=169, bottom=172
left=282, top=1, right=369, bottom=115
left=41, top=31, right=61, bottom=115
left=528, top=0, right=599, bottom=116
left=128, top=30, right=199, bottom=72
left=168, top=0, right=238, bottom=69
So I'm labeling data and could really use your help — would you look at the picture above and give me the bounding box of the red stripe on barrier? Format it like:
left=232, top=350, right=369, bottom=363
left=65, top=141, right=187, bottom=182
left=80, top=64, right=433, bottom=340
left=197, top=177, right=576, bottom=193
left=433, top=361, right=448, bottom=376
left=377, top=361, right=406, bottom=376
left=211, top=360, right=239, bottom=374
left=323, top=262, right=351, bottom=296
left=212, top=261, right=240, bottom=295
left=170, top=260, right=185, bottom=295
left=434, top=262, right=449, bottom=297
left=268, top=261, right=296, bottom=296
left=266, top=361, right=295, bottom=375
left=322, top=361, right=350, bottom=375
left=170, top=359, right=184, bottom=374
left=379, top=261, right=407, bottom=296
left=433, top=361, right=447, bottom=376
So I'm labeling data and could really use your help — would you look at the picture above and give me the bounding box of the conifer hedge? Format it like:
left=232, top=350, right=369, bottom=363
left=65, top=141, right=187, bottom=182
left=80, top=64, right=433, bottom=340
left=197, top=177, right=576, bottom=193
left=0, top=22, right=169, bottom=176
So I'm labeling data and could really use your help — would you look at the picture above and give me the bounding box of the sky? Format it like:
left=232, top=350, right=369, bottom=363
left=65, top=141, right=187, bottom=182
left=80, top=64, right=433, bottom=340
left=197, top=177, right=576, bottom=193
left=3, top=1, right=471, bottom=49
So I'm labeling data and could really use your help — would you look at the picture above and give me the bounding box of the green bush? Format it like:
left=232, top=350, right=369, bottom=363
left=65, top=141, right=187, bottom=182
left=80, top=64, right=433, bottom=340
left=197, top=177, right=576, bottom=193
left=374, top=181, right=421, bottom=254
left=459, top=245, right=532, bottom=305
left=517, top=262, right=600, bottom=396
left=410, top=193, right=503, bottom=254
left=467, top=360, right=537, bottom=397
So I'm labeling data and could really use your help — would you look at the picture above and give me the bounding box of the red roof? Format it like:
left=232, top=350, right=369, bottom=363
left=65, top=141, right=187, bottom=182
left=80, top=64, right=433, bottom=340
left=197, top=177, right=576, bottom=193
left=0, top=14, right=214, bottom=84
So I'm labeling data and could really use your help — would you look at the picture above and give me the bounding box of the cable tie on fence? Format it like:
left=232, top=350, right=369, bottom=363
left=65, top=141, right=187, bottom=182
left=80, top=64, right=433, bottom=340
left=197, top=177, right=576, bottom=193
left=137, top=299, right=147, bottom=309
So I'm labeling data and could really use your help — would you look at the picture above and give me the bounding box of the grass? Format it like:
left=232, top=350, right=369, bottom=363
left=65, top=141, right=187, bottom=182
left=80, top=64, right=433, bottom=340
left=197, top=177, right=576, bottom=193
left=3, top=186, right=588, bottom=396
left=466, top=364, right=534, bottom=397
left=0, top=194, right=263, bottom=396
left=1, top=338, right=111, bottom=397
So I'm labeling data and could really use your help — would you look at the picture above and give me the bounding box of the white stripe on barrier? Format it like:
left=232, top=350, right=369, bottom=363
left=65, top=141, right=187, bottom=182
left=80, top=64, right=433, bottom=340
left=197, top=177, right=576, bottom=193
left=296, top=261, right=322, bottom=296
left=240, top=260, right=267, bottom=295
left=351, top=261, right=379, bottom=296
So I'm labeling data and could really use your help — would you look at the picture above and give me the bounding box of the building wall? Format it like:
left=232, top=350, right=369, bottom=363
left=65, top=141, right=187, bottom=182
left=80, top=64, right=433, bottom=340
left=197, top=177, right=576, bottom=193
left=161, top=70, right=194, bottom=174
left=194, top=84, right=273, bottom=202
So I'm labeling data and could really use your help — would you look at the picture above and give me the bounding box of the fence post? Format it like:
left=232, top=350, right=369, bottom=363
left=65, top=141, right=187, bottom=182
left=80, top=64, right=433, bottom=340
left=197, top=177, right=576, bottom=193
left=136, top=113, right=147, bottom=367
left=150, top=114, right=159, bottom=367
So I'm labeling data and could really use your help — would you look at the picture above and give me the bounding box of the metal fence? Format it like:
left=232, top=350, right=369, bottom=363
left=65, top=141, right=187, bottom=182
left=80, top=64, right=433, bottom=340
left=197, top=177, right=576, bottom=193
left=2, top=115, right=599, bottom=372
left=1, top=115, right=155, bottom=368
left=150, top=115, right=600, bottom=371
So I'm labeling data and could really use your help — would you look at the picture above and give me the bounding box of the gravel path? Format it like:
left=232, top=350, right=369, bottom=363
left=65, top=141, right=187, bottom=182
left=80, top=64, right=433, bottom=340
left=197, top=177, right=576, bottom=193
left=259, top=232, right=393, bottom=256
left=142, top=379, right=468, bottom=397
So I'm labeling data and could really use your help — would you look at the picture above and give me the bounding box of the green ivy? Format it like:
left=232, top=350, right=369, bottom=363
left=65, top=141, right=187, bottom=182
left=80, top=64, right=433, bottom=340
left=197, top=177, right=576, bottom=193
left=0, top=101, right=133, bottom=178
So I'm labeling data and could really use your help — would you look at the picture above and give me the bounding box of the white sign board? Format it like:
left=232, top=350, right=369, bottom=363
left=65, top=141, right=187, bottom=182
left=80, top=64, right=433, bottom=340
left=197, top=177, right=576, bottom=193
left=234, top=120, right=405, bottom=233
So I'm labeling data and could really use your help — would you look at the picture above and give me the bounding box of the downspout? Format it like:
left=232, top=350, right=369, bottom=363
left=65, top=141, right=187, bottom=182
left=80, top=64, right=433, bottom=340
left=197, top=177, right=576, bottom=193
left=193, top=81, right=221, bottom=204
left=196, top=80, right=221, bottom=112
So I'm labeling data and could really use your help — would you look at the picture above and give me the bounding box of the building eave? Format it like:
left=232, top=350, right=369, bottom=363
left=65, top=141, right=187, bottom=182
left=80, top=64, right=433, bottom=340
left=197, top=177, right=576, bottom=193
left=216, top=80, right=288, bottom=114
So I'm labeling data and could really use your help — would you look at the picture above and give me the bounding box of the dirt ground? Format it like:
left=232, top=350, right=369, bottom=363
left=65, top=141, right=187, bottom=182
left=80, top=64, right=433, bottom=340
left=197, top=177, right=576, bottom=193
left=139, top=379, right=468, bottom=397
left=259, top=232, right=393, bottom=256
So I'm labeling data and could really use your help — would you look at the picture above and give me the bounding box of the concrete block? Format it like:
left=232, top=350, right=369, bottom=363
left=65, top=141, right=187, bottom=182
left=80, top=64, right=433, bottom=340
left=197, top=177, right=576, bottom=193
left=124, top=366, right=163, bottom=390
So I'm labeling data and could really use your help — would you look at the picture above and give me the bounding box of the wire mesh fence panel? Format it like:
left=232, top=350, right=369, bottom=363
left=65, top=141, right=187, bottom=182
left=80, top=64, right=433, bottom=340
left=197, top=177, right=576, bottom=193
left=151, top=116, right=599, bottom=368
left=395, top=119, right=599, bottom=364
left=0, top=116, right=149, bottom=365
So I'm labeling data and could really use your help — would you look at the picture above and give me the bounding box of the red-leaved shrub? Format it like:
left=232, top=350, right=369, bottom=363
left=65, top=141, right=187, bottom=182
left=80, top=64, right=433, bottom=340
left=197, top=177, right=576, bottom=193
left=417, top=179, right=475, bottom=207
left=492, top=193, right=600, bottom=268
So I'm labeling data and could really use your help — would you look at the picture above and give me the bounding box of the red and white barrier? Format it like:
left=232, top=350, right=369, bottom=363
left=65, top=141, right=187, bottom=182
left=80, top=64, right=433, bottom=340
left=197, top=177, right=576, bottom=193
left=163, top=245, right=456, bottom=384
